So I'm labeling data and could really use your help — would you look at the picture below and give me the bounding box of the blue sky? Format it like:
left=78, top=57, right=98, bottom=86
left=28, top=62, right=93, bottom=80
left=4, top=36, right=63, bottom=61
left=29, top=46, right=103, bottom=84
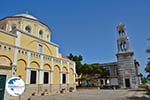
left=0, top=0, right=150, bottom=76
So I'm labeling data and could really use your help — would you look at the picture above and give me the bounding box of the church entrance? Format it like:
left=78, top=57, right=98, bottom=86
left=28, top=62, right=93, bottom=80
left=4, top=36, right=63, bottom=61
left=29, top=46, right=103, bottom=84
left=125, top=78, right=130, bottom=88
left=0, top=75, right=6, bottom=100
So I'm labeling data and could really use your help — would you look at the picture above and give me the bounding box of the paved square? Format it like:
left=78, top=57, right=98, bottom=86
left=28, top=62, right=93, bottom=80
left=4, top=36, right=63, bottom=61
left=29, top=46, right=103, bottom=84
left=31, top=89, right=148, bottom=100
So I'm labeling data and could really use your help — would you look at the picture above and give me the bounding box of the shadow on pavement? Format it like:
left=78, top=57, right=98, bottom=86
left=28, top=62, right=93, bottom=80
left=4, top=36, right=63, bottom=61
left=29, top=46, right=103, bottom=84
left=126, top=96, right=149, bottom=100
left=128, top=89, right=147, bottom=92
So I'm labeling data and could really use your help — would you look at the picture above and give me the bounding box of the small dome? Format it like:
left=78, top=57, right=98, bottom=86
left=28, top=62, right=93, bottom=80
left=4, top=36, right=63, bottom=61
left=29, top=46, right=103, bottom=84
left=15, top=13, right=38, bottom=20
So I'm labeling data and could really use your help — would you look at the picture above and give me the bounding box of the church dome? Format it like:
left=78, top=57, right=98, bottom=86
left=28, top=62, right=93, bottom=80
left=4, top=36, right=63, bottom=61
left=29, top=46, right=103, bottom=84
left=15, top=13, right=38, bottom=20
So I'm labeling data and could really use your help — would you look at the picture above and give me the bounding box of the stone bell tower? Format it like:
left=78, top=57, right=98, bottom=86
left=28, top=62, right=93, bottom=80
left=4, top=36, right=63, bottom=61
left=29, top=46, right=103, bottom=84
left=116, top=23, right=138, bottom=88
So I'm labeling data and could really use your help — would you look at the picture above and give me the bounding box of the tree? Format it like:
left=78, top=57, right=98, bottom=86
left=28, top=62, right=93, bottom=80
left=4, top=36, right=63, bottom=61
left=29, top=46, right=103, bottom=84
left=145, top=37, right=150, bottom=81
left=67, top=53, right=106, bottom=86
left=67, top=53, right=83, bottom=75
left=67, top=53, right=83, bottom=86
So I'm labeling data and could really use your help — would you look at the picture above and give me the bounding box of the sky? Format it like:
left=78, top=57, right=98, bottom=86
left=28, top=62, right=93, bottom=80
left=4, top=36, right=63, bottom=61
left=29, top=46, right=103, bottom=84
left=0, top=0, right=150, bottom=76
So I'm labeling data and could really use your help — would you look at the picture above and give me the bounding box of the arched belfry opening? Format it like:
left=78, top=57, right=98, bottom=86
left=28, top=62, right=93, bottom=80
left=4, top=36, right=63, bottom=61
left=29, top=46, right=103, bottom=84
left=117, top=23, right=130, bottom=52
left=120, top=41, right=127, bottom=51
left=117, top=23, right=126, bottom=37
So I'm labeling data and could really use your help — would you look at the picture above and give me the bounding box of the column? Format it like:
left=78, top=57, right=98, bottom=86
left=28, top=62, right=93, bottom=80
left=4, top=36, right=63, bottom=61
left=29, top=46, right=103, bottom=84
left=56, top=48, right=59, bottom=57
left=50, top=58, right=54, bottom=92
left=73, top=62, right=76, bottom=84
left=12, top=31, right=21, bottom=77
left=6, top=23, right=9, bottom=32
left=123, top=76, right=125, bottom=88
left=26, top=52, right=31, bottom=84
left=67, top=62, right=70, bottom=84
left=103, top=79, right=105, bottom=85
left=50, top=58, right=54, bottom=84
left=39, top=55, right=43, bottom=84
left=60, top=60, right=63, bottom=84
left=49, top=71, right=51, bottom=84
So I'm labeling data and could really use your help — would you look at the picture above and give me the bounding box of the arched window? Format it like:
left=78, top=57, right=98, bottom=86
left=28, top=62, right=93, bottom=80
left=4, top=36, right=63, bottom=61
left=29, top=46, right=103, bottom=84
left=47, top=34, right=49, bottom=40
left=120, top=41, right=127, bottom=51
left=11, top=24, right=16, bottom=31
left=0, top=25, right=5, bottom=30
left=39, top=30, right=43, bottom=39
left=25, top=25, right=31, bottom=33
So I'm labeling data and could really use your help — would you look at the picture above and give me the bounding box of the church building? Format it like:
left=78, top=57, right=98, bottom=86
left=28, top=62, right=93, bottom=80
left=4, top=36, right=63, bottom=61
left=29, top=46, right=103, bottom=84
left=0, top=13, right=76, bottom=100
left=98, top=23, right=140, bottom=89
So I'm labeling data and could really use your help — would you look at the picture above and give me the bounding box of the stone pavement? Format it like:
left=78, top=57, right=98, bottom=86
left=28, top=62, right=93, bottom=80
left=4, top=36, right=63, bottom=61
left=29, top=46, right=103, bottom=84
left=30, top=89, right=149, bottom=100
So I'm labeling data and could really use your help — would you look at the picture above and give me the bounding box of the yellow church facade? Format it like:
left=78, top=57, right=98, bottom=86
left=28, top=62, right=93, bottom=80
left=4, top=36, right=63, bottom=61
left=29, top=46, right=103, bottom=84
left=0, top=13, right=76, bottom=100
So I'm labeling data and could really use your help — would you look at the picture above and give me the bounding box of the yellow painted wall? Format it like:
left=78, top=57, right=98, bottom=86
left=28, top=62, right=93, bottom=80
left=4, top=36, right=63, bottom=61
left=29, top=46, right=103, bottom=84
left=69, top=68, right=74, bottom=84
left=43, top=60, right=52, bottom=67
left=43, top=64, right=51, bottom=70
left=0, top=56, right=12, bottom=66
left=30, top=61, right=40, bottom=69
left=30, top=57, right=40, bottom=65
left=53, top=65, right=60, bottom=84
left=20, top=33, right=57, bottom=56
left=0, top=47, right=14, bottom=65
left=17, top=54, right=28, bottom=63
left=16, top=59, right=26, bottom=82
left=62, top=66, right=68, bottom=72
left=0, top=31, right=16, bottom=45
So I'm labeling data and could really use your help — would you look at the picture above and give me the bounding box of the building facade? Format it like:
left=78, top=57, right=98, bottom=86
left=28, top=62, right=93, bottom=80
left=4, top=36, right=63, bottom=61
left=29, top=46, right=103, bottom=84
left=98, top=23, right=140, bottom=89
left=0, top=13, right=76, bottom=100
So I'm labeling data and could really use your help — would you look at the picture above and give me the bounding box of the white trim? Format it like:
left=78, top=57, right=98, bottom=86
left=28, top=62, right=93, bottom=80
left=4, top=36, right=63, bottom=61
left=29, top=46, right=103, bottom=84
left=40, top=55, right=43, bottom=69
left=39, top=55, right=43, bottom=84
left=73, top=62, right=76, bottom=83
left=27, top=52, right=31, bottom=68
left=39, top=70, right=43, bottom=84
left=26, top=52, right=31, bottom=84
left=56, top=47, right=59, bottom=57
left=13, top=31, right=21, bottom=66
left=26, top=69, right=30, bottom=84
left=15, top=31, right=21, bottom=47
left=60, top=60, right=63, bottom=84
left=49, top=72, right=51, bottom=84
left=6, top=23, right=9, bottom=32
left=50, top=71, right=53, bottom=84
left=67, top=62, right=70, bottom=84
left=12, top=30, right=20, bottom=72
left=50, top=58, right=54, bottom=84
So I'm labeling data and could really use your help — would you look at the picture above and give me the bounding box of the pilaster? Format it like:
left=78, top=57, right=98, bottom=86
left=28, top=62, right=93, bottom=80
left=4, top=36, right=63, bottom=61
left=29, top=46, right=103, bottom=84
left=60, top=60, right=63, bottom=84
left=39, top=55, right=44, bottom=84
left=26, top=52, right=31, bottom=84
left=67, top=62, right=70, bottom=84
left=73, top=62, right=76, bottom=84
left=50, top=58, right=54, bottom=84
left=12, top=31, right=21, bottom=77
